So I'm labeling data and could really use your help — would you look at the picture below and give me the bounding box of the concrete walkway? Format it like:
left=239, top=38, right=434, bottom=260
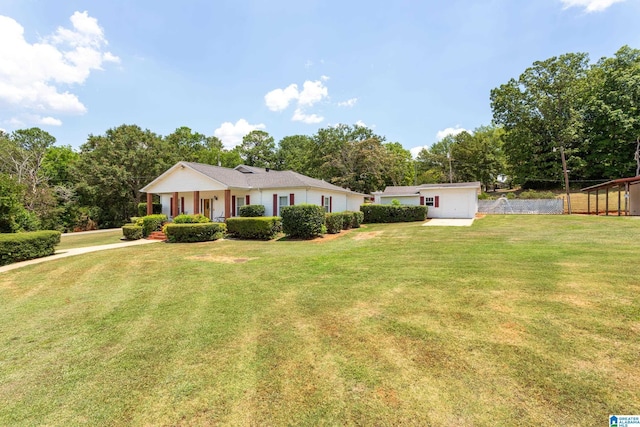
left=0, top=239, right=161, bottom=273
left=422, top=218, right=475, bottom=227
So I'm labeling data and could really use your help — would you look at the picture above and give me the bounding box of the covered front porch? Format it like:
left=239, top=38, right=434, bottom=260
left=144, top=190, right=240, bottom=221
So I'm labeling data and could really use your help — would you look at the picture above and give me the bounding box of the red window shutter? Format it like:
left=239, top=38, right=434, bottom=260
left=232, top=196, right=236, bottom=216
left=273, top=194, right=278, bottom=216
left=290, top=193, right=295, bottom=206
left=435, top=195, right=440, bottom=208
left=321, top=195, right=324, bottom=207
left=329, top=196, right=333, bottom=213
left=170, top=197, right=174, bottom=216
left=245, top=195, right=250, bottom=205
left=181, top=197, right=184, bottom=214
left=420, top=196, right=424, bottom=205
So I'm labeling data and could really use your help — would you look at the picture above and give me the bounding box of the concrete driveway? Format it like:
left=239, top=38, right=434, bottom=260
left=0, top=239, right=161, bottom=273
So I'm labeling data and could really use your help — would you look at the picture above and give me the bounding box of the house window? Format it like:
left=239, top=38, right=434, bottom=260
left=236, top=196, right=245, bottom=216
left=323, top=196, right=330, bottom=212
left=425, top=197, right=434, bottom=207
left=278, top=195, right=288, bottom=215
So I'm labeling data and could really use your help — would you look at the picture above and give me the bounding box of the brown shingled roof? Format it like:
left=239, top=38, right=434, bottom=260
left=180, top=162, right=365, bottom=195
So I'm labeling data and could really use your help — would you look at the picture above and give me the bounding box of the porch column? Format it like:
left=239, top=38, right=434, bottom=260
left=224, top=189, right=231, bottom=219
left=193, top=191, right=200, bottom=214
left=146, top=192, right=153, bottom=215
left=173, top=192, right=179, bottom=218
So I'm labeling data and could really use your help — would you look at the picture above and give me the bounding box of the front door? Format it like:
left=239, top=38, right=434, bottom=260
left=203, top=199, right=211, bottom=219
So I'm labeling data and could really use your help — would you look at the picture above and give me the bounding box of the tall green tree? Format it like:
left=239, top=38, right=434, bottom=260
left=450, top=126, right=506, bottom=190
left=313, top=124, right=385, bottom=182
left=75, top=124, right=170, bottom=227
left=383, top=142, right=415, bottom=186
left=322, top=137, right=388, bottom=194
left=0, top=128, right=56, bottom=211
left=415, top=136, right=455, bottom=184
left=164, top=126, right=209, bottom=163
left=275, top=135, right=314, bottom=173
left=491, top=52, right=590, bottom=187
left=237, top=130, right=276, bottom=168
left=583, top=45, right=640, bottom=179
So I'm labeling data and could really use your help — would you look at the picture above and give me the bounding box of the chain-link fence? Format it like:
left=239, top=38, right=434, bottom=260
left=478, top=198, right=564, bottom=215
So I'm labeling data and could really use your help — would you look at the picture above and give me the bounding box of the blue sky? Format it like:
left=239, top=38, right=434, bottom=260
left=1, top=0, right=639, bottom=156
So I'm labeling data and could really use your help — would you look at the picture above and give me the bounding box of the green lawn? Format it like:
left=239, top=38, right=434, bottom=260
left=1, top=216, right=639, bottom=426
left=56, top=229, right=125, bottom=251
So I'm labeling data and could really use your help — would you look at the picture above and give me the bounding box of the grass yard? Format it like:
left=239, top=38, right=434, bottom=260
left=56, top=229, right=125, bottom=251
left=1, top=216, right=639, bottom=426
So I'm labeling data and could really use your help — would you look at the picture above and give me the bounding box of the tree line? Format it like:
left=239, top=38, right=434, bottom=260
left=1, top=45, right=638, bottom=231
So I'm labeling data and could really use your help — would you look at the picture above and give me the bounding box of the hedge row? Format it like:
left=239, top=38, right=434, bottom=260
left=239, top=204, right=266, bottom=217
left=360, top=204, right=427, bottom=223
left=137, top=202, right=162, bottom=217
left=0, top=230, right=61, bottom=266
left=325, top=213, right=344, bottom=234
left=122, top=225, right=143, bottom=240
left=164, top=223, right=226, bottom=243
left=173, top=214, right=210, bottom=223
left=281, top=204, right=325, bottom=239
left=226, top=217, right=282, bottom=240
left=142, top=214, right=167, bottom=237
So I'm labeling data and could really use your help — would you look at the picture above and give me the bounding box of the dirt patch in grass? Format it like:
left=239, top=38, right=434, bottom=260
left=353, top=231, right=383, bottom=240
left=185, top=255, right=257, bottom=264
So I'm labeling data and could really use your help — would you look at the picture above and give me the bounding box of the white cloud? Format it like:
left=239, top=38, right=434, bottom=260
left=264, top=84, right=299, bottom=112
left=214, top=119, right=266, bottom=149
left=0, top=11, right=119, bottom=126
left=320, top=75, right=329, bottom=81
left=355, top=120, right=367, bottom=128
left=338, top=98, right=358, bottom=108
left=292, top=108, right=324, bottom=124
left=265, top=78, right=329, bottom=124
left=410, top=145, right=428, bottom=158
left=297, top=80, right=328, bottom=107
left=560, top=0, right=626, bottom=12
left=436, top=126, right=468, bottom=140
left=37, top=116, right=63, bottom=126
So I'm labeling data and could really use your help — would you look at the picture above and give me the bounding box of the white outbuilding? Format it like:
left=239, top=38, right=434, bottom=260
left=372, top=182, right=481, bottom=219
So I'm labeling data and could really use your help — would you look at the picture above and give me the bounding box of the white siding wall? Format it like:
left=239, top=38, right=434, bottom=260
left=146, top=167, right=227, bottom=193
left=419, top=188, right=477, bottom=219
left=158, top=187, right=365, bottom=219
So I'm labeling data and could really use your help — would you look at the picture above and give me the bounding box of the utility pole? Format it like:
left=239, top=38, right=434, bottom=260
left=635, top=137, right=639, bottom=176
left=447, top=151, right=453, bottom=183
left=560, top=146, right=572, bottom=215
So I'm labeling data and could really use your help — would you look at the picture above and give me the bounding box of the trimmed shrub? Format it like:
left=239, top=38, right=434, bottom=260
left=122, top=225, right=143, bottom=240
left=141, top=214, right=167, bottom=237
left=338, top=212, right=353, bottom=230
left=0, top=230, right=61, bottom=266
left=239, top=204, right=266, bottom=217
left=173, top=213, right=210, bottom=223
left=137, top=202, right=162, bottom=217
left=281, top=204, right=325, bottom=239
left=164, top=223, right=226, bottom=243
left=350, top=210, right=364, bottom=228
left=226, top=217, right=282, bottom=240
left=360, top=204, right=427, bottom=223
left=325, top=213, right=344, bottom=234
